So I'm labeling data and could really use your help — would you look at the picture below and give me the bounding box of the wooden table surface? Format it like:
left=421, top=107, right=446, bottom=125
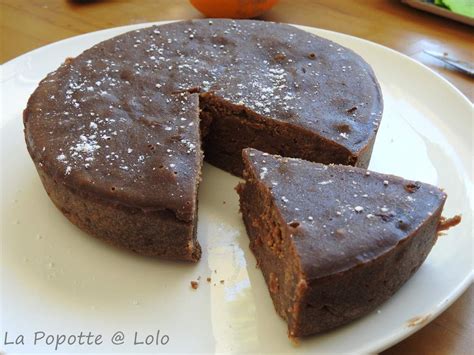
left=1, top=0, right=472, bottom=353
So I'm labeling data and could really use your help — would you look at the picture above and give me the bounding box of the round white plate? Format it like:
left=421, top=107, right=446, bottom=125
left=1, top=22, right=472, bottom=354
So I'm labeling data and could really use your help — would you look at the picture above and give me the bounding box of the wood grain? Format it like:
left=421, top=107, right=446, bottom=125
left=1, top=0, right=473, bottom=100
left=1, top=0, right=472, bottom=353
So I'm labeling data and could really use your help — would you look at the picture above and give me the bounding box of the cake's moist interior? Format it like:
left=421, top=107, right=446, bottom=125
left=198, top=93, right=354, bottom=176
left=237, top=166, right=307, bottom=333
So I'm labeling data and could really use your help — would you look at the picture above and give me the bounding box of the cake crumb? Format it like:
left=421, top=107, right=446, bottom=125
left=207, top=277, right=211, bottom=282
left=437, top=215, right=461, bottom=234
left=190, top=281, right=199, bottom=289
left=220, top=280, right=225, bottom=284
left=288, top=333, right=300, bottom=347
left=407, top=314, right=431, bottom=327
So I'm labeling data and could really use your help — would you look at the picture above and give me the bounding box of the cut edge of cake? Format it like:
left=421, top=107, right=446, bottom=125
left=237, top=148, right=461, bottom=337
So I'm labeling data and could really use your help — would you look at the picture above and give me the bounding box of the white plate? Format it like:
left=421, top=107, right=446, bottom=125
left=1, top=22, right=472, bottom=354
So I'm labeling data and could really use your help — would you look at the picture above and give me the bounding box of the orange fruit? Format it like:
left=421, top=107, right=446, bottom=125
left=190, top=0, right=278, bottom=19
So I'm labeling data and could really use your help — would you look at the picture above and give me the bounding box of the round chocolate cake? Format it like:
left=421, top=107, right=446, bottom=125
left=23, top=19, right=383, bottom=261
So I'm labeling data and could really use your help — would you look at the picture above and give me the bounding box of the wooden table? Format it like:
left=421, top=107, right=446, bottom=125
left=1, top=0, right=472, bottom=353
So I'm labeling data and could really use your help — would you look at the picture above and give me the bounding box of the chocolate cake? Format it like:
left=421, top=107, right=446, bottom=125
left=237, top=148, right=460, bottom=336
left=24, top=19, right=383, bottom=260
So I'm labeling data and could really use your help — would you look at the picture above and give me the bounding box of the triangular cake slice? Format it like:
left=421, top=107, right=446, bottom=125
left=237, top=148, right=460, bottom=337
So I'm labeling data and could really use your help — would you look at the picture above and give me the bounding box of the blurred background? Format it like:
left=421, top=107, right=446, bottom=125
left=0, top=0, right=474, bottom=101
left=1, top=0, right=473, bottom=101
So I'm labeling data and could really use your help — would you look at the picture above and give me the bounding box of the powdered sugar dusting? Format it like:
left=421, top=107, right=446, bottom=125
left=31, top=19, right=382, bottom=195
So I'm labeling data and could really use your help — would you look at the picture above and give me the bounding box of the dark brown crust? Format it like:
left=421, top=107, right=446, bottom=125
left=25, top=19, right=382, bottom=208
left=293, top=204, right=442, bottom=336
left=238, top=148, right=451, bottom=336
left=241, top=149, right=448, bottom=278
left=24, top=19, right=383, bottom=260
left=35, top=162, right=201, bottom=262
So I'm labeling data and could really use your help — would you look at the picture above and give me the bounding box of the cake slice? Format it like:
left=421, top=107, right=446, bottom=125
left=237, top=148, right=460, bottom=337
